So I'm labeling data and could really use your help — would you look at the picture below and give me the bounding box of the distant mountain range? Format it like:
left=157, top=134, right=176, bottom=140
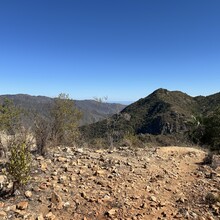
left=1, top=89, right=220, bottom=144
left=0, top=94, right=126, bottom=126
left=82, top=88, right=220, bottom=139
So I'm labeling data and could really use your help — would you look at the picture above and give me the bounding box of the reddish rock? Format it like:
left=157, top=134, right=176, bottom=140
left=16, top=201, right=28, bottom=210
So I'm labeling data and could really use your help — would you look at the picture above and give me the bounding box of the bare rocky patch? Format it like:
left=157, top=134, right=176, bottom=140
left=0, top=145, right=219, bottom=219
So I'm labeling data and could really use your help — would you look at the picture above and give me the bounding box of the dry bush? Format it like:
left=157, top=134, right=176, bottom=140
left=205, top=192, right=220, bottom=204
left=120, top=133, right=145, bottom=148
left=31, top=93, right=82, bottom=156
left=50, top=93, right=82, bottom=146
left=33, top=115, right=51, bottom=156
left=89, top=138, right=108, bottom=149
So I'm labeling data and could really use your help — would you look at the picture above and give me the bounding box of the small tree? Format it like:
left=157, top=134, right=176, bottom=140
left=0, top=98, right=21, bottom=134
left=50, top=93, right=82, bottom=146
left=6, top=140, right=32, bottom=193
left=0, top=99, right=32, bottom=195
left=0, top=98, right=23, bottom=159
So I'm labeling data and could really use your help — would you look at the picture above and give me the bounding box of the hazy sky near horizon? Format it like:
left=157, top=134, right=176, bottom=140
left=0, top=0, right=220, bottom=102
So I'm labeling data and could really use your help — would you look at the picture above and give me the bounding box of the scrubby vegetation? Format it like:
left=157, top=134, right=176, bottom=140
left=81, top=89, right=220, bottom=151
left=50, top=93, right=82, bottom=146
left=0, top=89, right=219, bottom=219
left=6, top=139, right=32, bottom=193
left=33, top=114, right=51, bottom=156
left=189, top=107, right=220, bottom=151
left=0, top=89, right=219, bottom=195
left=0, top=93, right=82, bottom=197
left=0, top=98, right=22, bottom=134
left=0, top=99, right=32, bottom=195
left=0, top=94, right=125, bottom=126
left=32, top=93, right=82, bottom=155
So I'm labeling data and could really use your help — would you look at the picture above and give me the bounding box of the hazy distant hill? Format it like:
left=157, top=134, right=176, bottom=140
left=82, top=88, right=220, bottom=139
left=0, top=94, right=126, bottom=126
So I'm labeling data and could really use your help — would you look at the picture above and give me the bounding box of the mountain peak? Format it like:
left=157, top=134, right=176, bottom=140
left=153, top=88, right=169, bottom=93
left=84, top=89, right=220, bottom=139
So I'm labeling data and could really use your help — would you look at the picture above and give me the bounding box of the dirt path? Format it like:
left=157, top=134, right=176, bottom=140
left=0, top=146, right=219, bottom=219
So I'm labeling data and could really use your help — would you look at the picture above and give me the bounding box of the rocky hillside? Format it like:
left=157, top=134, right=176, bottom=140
left=0, top=146, right=219, bottom=219
left=195, top=92, right=220, bottom=114
left=83, top=89, right=220, bottom=139
left=0, top=94, right=126, bottom=126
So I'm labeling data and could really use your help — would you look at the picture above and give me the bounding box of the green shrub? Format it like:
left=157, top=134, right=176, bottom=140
left=202, top=108, right=220, bottom=151
left=0, top=98, right=22, bottom=134
left=188, top=109, right=220, bottom=151
left=6, top=141, right=32, bottom=192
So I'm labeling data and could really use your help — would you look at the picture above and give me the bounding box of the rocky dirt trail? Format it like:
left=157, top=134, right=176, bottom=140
left=0, top=145, right=219, bottom=220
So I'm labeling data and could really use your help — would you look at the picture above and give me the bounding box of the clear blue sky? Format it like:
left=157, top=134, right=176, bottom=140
left=0, top=0, right=219, bottom=102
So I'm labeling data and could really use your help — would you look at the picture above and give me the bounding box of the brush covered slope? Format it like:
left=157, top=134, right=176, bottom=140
left=82, top=88, right=220, bottom=140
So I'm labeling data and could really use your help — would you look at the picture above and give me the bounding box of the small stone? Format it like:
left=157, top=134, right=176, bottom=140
left=7, top=182, right=13, bottom=189
left=5, top=205, right=16, bottom=212
left=70, top=175, right=76, bottom=182
left=17, top=201, right=28, bottom=210
left=14, top=189, right=21, bottom=196
left=80, top=192, right=88, bottom=200
left=25, top=190, right=32, bottom=198
left=58, top=175, right=67, bottom=183
left=37, top=156, right=44, bottom=160
left=76, top=148, right=84, bottom=153
left=61, top=163, right=69, bottom=169
left=39, top=183, right=47, bottom=190
left=51, top=191, right=63, bottom=209
left=38, top=204, right=49, bottom=216
left=63, top=202, right=70, bottom=208
left=177, top=197, right=185, bottom=203
left=40, top=162, right=48, bottom=171
left=149, top=195, right=157, bottom=202
left=65, top=147, right=73, bottom=154
left=158, top=201, right=166, bottom=207
left=57, top=157, right=67, bottom=162
left=13, top=209, right=27, bottom=217
left=37, top=214, right=44, bottom=220
left=102, top=195, right=111, bottom=201
left=106, top=208, right=117, bottom=216
left=0, top=211, right=7, bottom=217
left=94, top=169, right=106, bottom=176
left=140, top=203, right=147, bottom=208
left=52, top=171, right=58, bottom=176
left=45, top=212, right=56, bottom=220
left=0, top=202, right=4, bottom=208
left=65, top=167, right=74, bottom=172
left=190, top=211, right=198, bottom=219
